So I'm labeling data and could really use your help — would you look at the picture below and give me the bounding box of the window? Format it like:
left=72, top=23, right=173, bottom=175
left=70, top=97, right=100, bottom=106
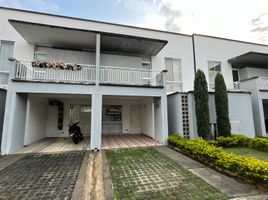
left=0, top=40, right=14, bottom=72
left=165, top=57, right=182, bottom=92
left=208, top=61, right=221, bottom=89
left=232, top=69, right=239, bottom=82
left=35, top=51, right=47, bottom=62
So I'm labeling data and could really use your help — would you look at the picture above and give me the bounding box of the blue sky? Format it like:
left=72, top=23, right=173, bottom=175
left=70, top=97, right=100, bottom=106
left=0, top=0, right=267, bottom=44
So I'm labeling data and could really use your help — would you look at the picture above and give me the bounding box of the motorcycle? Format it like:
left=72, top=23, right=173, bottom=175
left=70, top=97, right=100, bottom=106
left=68, top=122, right=84, bottom=144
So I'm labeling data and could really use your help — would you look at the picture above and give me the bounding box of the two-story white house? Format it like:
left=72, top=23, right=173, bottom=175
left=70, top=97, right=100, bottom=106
left=0, top=7, right=195, bottom=154
left=1, top=7, right=268, bottom=154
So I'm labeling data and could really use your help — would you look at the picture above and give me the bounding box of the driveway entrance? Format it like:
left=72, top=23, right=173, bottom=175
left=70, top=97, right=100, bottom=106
left=0, top=151, right=85, bottom=200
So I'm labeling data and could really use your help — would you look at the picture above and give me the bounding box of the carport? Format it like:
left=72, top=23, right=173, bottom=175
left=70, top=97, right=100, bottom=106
left=11, top=93, right=92, bottom=154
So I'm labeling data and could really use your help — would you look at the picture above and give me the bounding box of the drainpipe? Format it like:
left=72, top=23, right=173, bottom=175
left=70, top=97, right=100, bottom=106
left=192, top=35, right=197, bottom=76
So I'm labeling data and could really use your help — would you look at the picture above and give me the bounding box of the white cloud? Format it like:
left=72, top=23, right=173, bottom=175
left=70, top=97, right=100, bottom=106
left=117, top=0, right=268, bottom=44
left=251, top=13, right=268, bottom=43
left=0, top=0, right=59, bottom=13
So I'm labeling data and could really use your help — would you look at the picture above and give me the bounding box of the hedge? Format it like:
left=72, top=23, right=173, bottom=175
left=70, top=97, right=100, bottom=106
left=168, top=135, right=268, bottom=184
left=208, top=135, right=268, bottom=152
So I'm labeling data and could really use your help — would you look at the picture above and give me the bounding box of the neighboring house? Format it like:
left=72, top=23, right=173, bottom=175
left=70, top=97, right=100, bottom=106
left=1, top=7, right=268, bottom=154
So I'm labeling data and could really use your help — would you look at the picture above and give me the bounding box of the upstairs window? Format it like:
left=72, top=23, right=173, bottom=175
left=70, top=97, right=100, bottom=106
left=208, top=61, right=221, bottom=89
left=165, top=57, right=182, bottom=92
left=0, top=40, right=14, bottom=72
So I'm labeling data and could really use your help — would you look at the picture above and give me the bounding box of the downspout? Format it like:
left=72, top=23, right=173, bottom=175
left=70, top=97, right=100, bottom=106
left=192, top=35, right=197, bottom=75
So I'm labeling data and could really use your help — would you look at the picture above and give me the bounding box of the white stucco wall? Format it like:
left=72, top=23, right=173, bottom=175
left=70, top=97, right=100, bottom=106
left=167, top=93, right=182, bottom=135
left=24, top=96, right=48, bottom=145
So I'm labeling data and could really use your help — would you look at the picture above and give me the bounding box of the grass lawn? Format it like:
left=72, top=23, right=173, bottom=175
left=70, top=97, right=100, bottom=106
left=106, top=148, right=228, bottom=200
left=224, top=147, right=268, bottom=162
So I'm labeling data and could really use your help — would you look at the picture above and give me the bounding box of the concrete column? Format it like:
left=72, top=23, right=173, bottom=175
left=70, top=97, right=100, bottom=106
left=90, top=93, right=102, bottom=150
left=1, top=92, right=27, bottom=154
left=160, top=95, right=168, bottom=144
left=95, top=34, right=101, bottom=86
left=154, top=95, right=168, bottom=144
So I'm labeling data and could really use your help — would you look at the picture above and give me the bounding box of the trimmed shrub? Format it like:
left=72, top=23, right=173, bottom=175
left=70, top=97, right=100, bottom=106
left=194, top=70, right=210, bottom=139
left=250, top=138, right=268, bottom=152
left=168, top=135, right=268, bottom=184
left=209, top=135, right=268, bottom=152
left=214, top=73, right=231, bottom=137
left=208, top=135, right=250, bottom=147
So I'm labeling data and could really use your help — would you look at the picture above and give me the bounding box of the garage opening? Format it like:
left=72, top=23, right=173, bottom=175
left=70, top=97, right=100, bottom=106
left=101, top=96, right=162, bottom=149
left=14, top=93, right=91, bottom=154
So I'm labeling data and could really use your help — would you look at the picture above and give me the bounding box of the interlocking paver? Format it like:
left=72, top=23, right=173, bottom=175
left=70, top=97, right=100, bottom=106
left=106, top=148, right=229, bottom=200
left=0, top=152, right=85, bottom=200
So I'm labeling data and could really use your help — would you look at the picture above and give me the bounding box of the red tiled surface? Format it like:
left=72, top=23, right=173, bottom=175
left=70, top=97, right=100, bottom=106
left=101, top=134, right=162, bottom=149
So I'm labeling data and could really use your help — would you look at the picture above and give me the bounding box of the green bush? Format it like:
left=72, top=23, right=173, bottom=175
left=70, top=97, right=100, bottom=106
left=208, top=135, right=250, bottom=147
left=194, top=70, right=210, bottom=139
left=214, top=73, right=231, bottom=137
left=250, top=137, right=268, bottom=152
left=168, top=135, right=268, bottom=184
left=209, top=135, right=268, bottom=152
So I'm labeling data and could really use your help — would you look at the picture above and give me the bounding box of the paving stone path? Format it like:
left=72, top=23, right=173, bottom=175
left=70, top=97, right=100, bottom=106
left=0, top=152, right=85, bottom=200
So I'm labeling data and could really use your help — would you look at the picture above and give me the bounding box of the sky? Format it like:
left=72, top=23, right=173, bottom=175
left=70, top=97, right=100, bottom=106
left=0, top=0, right=267, bottom=44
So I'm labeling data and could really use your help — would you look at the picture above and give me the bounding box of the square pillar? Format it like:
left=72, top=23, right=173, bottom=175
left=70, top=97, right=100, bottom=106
left=95, top=34, right=101, bottom=85
left=1, top=92, right=27, bottom=154
left=90, top=93, right=102, bottom=150
left=154, top=95, right=168, bottom=144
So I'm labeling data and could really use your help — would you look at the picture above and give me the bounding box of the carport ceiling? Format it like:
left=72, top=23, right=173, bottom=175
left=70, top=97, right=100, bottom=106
left=228, top=52, right=268, bottom=68
left=9, top=20, right=167, bottom=56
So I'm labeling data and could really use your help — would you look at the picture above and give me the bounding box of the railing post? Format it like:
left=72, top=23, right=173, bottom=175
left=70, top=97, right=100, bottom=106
left=95, top=34, right=101, bottom=85
left=162, top=69, right=167, bottom=88
left=8, top=57, right=17, bottom=81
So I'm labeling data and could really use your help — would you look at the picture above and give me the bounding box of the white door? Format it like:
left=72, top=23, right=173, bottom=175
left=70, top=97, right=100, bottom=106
left=130, top=105, right=141, bottom=134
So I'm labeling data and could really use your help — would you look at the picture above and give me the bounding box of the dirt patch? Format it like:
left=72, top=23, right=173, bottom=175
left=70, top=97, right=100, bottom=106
left=81, top=151, right=105, bottom=200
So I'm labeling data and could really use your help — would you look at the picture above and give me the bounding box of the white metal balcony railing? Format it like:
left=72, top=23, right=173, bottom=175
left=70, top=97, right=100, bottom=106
left=99, top=65, right=163, bottom=87
left=13, top=60, right=164, bottom=87
left=15, top=61, right=96, bottom=84
left=259, top=77, right=268, bottom=90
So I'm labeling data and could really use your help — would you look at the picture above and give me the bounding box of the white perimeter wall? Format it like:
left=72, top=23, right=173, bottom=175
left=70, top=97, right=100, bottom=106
left=169, top=92, right=255, bottom=139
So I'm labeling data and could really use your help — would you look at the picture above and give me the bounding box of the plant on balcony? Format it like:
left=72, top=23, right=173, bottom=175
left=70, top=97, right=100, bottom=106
left=214, top=73, right=231, bottom=137
left=194, top=69, right=210, bottom=139
left=31, top=61, right=82, bottom=71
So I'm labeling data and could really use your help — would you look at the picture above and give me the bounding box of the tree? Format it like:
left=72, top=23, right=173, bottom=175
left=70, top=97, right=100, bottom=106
left=214, top=73, right=231, bottom=137
left=194, top=69, right=210, bottom=139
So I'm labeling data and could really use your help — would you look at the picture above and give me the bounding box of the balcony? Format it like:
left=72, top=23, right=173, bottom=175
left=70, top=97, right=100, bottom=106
left=236, top=77, right=268, bottom=91
left=13, top=60, right=165, bottom=87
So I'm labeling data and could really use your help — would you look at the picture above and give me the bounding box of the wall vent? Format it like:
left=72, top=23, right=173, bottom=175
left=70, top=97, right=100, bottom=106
left=181, top=95, right=190, bottom=139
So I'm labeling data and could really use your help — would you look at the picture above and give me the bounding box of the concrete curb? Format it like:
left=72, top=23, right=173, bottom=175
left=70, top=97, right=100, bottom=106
left=71, top=151, right=90, bottom=200
left=102, top=150, right=115, bottom=200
